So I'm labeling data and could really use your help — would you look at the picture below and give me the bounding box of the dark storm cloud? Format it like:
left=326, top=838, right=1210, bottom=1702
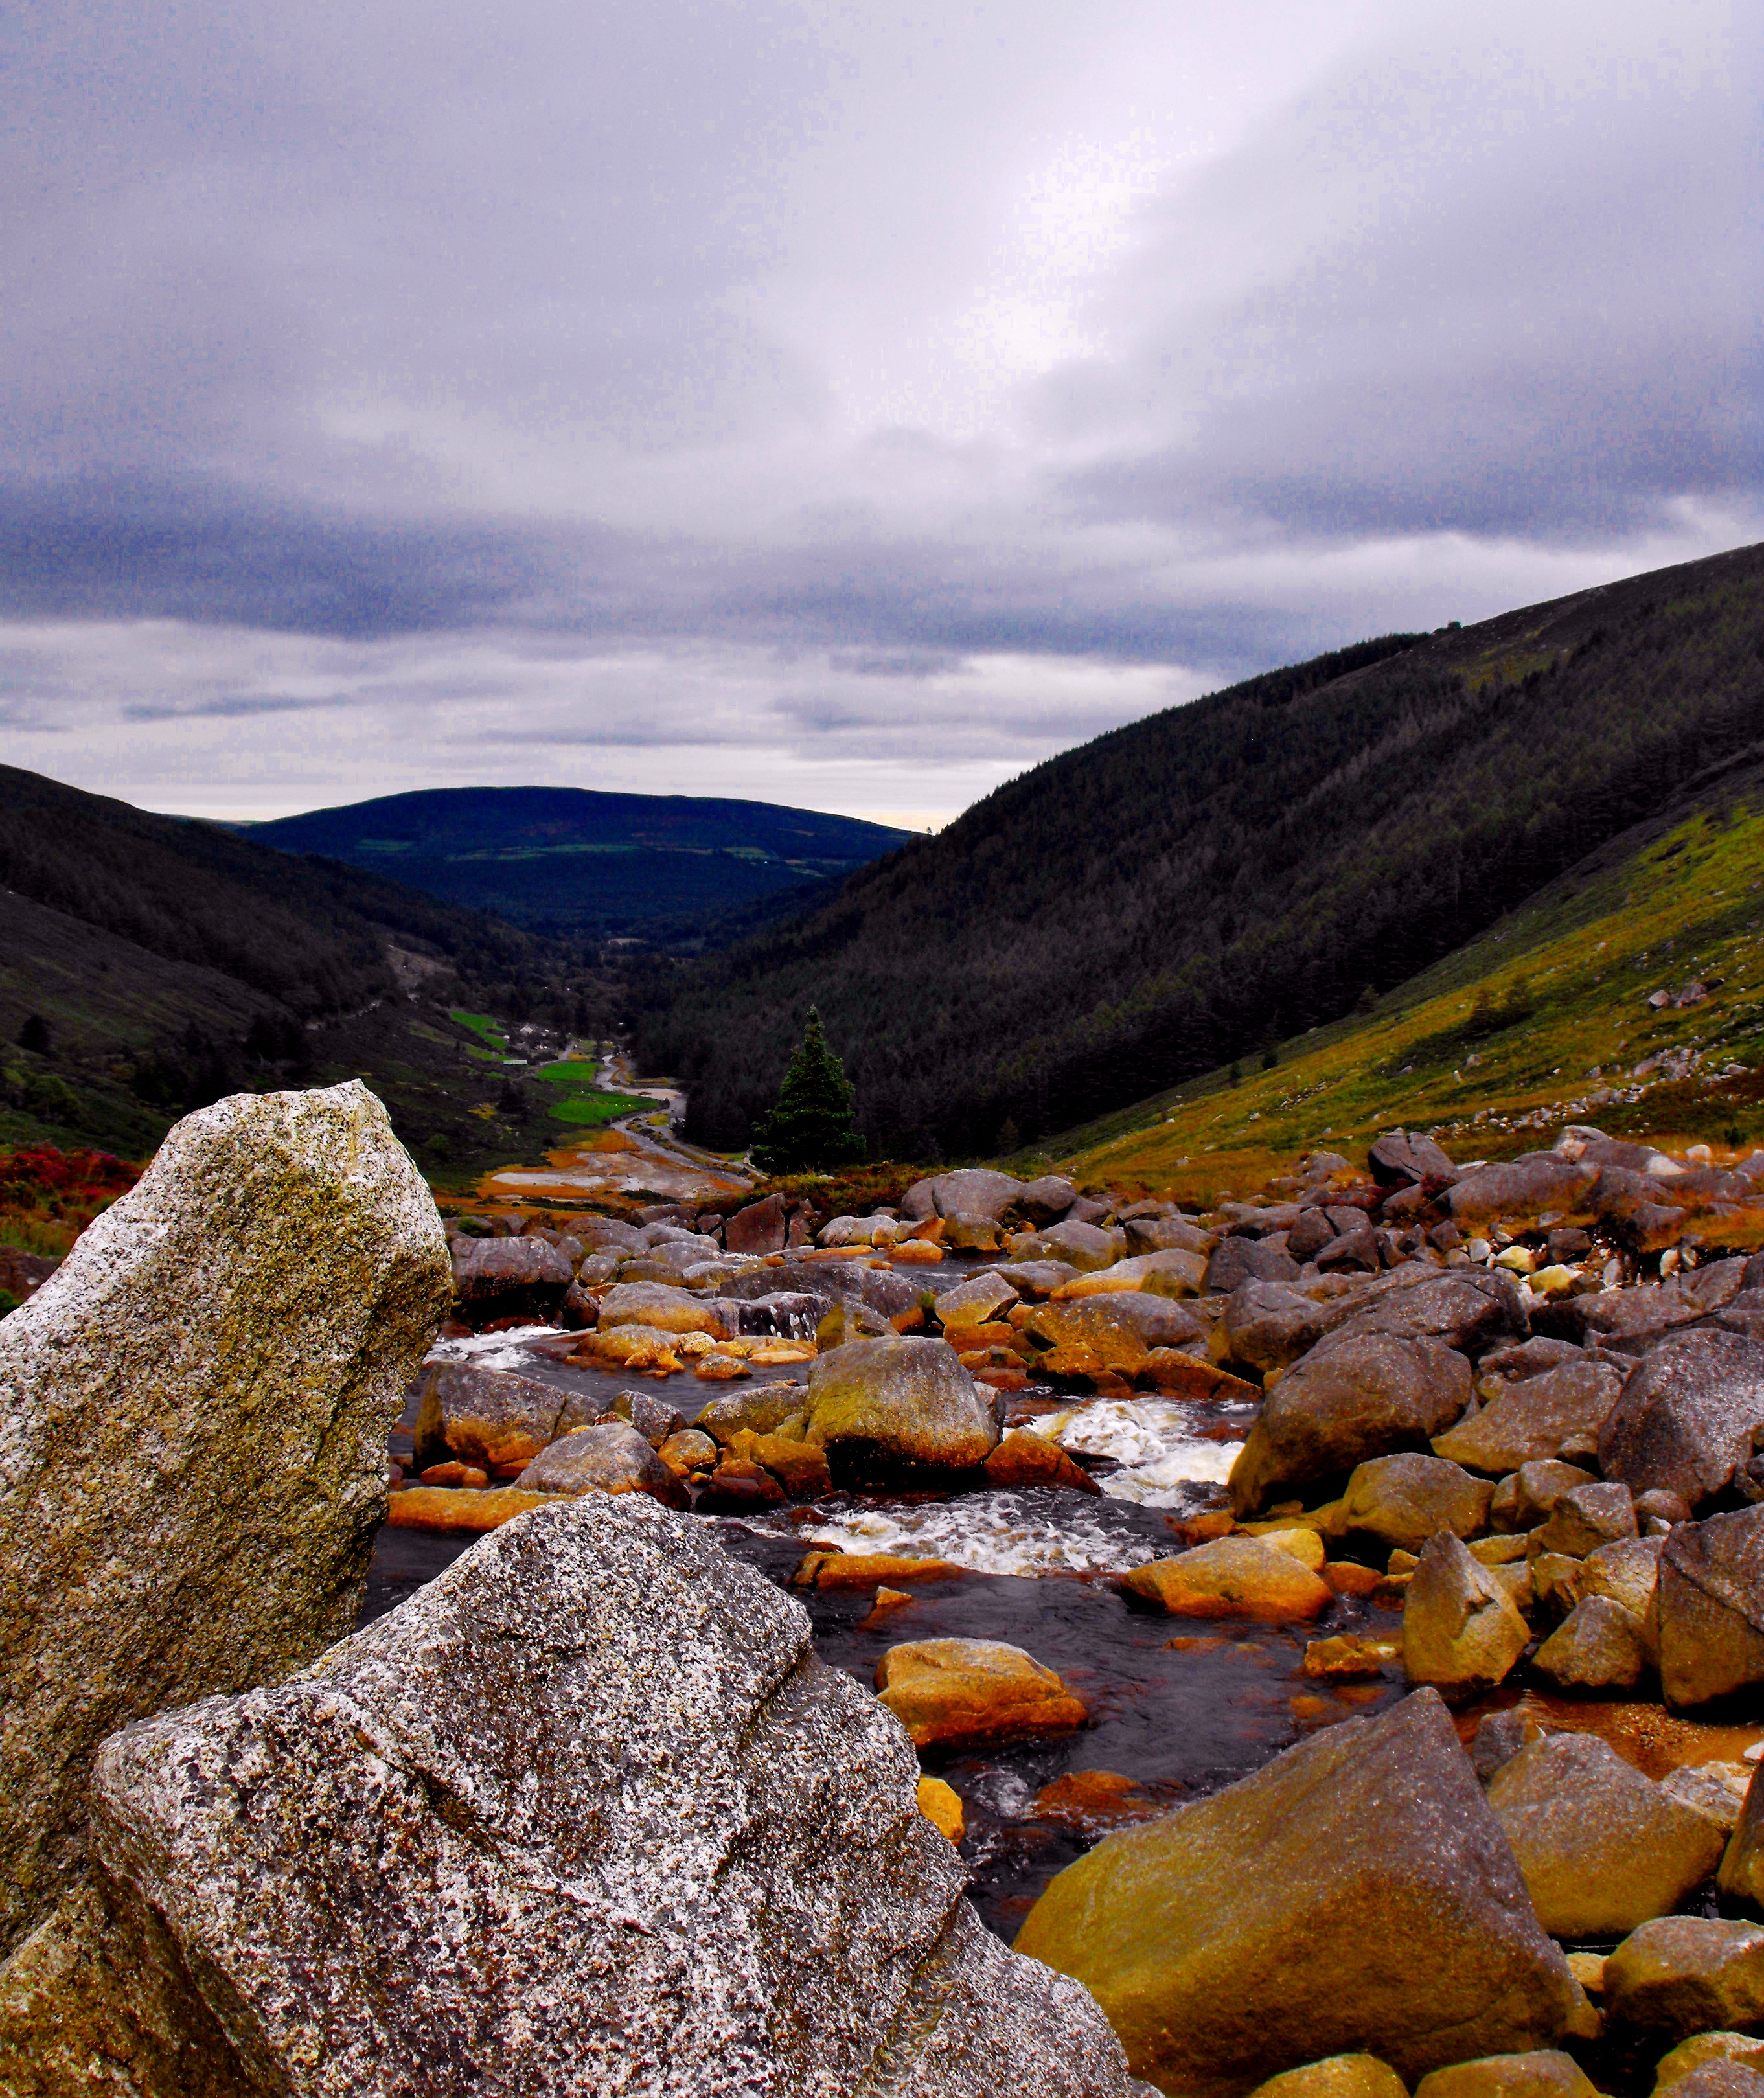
left=0, top=0, right=1756, bottom=817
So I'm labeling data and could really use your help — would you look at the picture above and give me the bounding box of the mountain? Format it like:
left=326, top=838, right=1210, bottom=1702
left=633, top=539, right=1764, bottom=1161
left=0, top=764, right=593, bottom=1171
left=1041, top=747, right=1764, bottom=1196
left=243, top=786, right=915, bottom=943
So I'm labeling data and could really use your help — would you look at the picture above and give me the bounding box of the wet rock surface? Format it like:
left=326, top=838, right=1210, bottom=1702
left=92, top=1497, right=1149, bottom=2098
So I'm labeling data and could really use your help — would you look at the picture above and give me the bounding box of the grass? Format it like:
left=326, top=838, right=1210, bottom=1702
left=549, top=1090, right=647, bottom=1126
left=1033, top=784, right=1764, bottom=1202
left=531, top=1058, right=606, bottom=1085
left=450, top=1009, right=510, bottom=1060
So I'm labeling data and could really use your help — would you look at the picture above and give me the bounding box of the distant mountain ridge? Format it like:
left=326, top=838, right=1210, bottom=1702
left=634, top=539, right=1764, bottom=1160
left=244, top=786, right=914, bottom=942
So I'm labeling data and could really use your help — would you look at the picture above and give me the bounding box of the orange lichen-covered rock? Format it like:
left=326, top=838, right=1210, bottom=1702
left=386, top=1487, right=560, bottom=1533
left=1121, top=1536, right=1333, bottom=1620
left=876, top=1639, right=1088, bottom=1753
left=727, top=1429, right=832, bottom=1499
left=917, top=1776, right=966, bottom=1845
left=983, top=1430, right=1102, bottom=1495
left=1141, top=1351, right=1261, bottom=1400
left=793, top=1551, right=963, bottom=1590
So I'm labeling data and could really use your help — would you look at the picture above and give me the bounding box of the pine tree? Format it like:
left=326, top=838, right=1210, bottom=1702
left=749, top=1008, right=866, bottom=1173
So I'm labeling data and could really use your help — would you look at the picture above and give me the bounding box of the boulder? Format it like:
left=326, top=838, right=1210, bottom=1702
left=1055, top=1248, right=1209, bottom=1299
left=1225, top=1279, right=1367, bottom=1374
left=1531, top=1596, right=1651, bottom=1693
left=1229, top=1336, right=1472, bottom=1515
left=1448, top=1157, right=1601, bottom=1226
left=934, top=1271, right=1022, bottom=1327
left=1433, top=1362, right=1625, bottom=1475
left=1530, top=1482, right=1637, bottom=1559
left=596, top=1280, right=728, bottom=1336
left=610, top=1389, right=683, bottom=1448
left=514, top=1421, right=687, bottom=1507
left=1332, top=1453, right=1495, bottom=1557
left=917, top=1775, right=966, bottom=1845
left=943, top=1212, right=1004, bottom=1252
left=1015, top=1175, right=1079, bottom=1224
left=1125, top=1214, right=1214, bottom=1257
left=1288, top=1211, right=1338, bottom=1261
left=1671, top=1509, right=1764, bottom=1670
left=1662, top=1762, right=1751, bottom=1836
left=1413, top=2056, right=1598, bottom=2098
left=694, top=1384, right=812, bottom=1445
left=569, top=1214, right=646, bottom=1253
left=925, top=1168, right=1024, bottom=1222
left=803, top=1336, right=998, bottom=1482
left=1248, top=2060, right=1408, bottom=2098
left=87, top=1497, right=1147, bottom=2097
left=1013, top=1293, right=1206, bottom=1378
left=658, top=1427, right=719, bottom=1479
left=1402, top=1532, right=1530, bottom=1698
left=1012, top=1218, right=1123, bottom=1271
left=1121, top=1536, right=1333, bottom=1620
left=875, top=1639, right=1088, bottom=1753
left=0, top=1082, right=450, bottom=1963
left=724, top=1192, right=787, bottom=1255
left=1487, top=1734, right=1724, bottom=1937
left=983, top=1430, right=1102, bottom=1494
left=1603, top=1918, right=1764, bottom=2041
left=1327, top=1271, right=1529, bottom=1358
left=1469, top=1709, right=1546, bottom=1786
left=1599, top=1332, right=1764, bottom=1510
left=386, top=1485, right=560, bottom=1533
left=1368, top=1130, right=1459, bottom=1189
left=729, top=1430, right=832, bottom=1499
left=1014, top=1689, right=1594, bottom=2098
left=1577, top=1536, right=1663, bottom=1621
left=1206, top=1238, right=1302, bottom=1294
left=1658, top=2037, right=1764, bottom=2093
left=413, top=1360, right=584, bottom=1472
left=450, top=1232, right=573, bottom=1303
left=1490, top=1461, right=1598, bottom=1533
left=1720, top=1766, right=1764, bottom=1909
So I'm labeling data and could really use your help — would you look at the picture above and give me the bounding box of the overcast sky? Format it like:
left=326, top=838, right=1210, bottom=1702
left=1, top=0, right=1756, bottom=827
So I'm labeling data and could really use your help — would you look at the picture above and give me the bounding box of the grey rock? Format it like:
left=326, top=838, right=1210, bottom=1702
left=89, top=1498, right=1147, bottom=2098
left=804, top=1336, right=998, bottom=1481
left=1015, top=1689, right=1594, bottom=2097
left=1124, top=1214, right=1213, bottom=1257
left=1470, top=1709, right=1546, bottom=1785
left=724, top=1192, right=788, bottom=1255
left=1531, top=1482, right=1638, bottom=1559
left=1011, top=1218, right=1122, bottom=1271
left=1488, top=1733, right=1724, bottom=1941
left=1403, top=1533, right=1531, bottom=1698
left=1603, top=1917, right=1764, bottom=2041
left=1287, top=1211, right=1338, bottom=1261
left=1434, top=1361, right=1625, bottom=1475
left=930, top=1168, right=1024, bottom=1222
left=514, top=1421, right=686, bottom=1506
left=1015, top=1176, right=1078, bottom=1224
left=611, top=1390, right=684, bottom=1448
left=1657, top=1506, right=1764, bottom=1709
left=1206, top=1238, right=1302, bottom=1294
left=1599, top=1332, right=1764, bottom=1511
left=0, top=1082, right=450, bottom=1961
left=1490, top=1460, right=1599, bottom=1533
left=1230, top=1334, right=1472, bottom=1515
left=1333, top=1452, right=1495, bottom=1557
left=934, top=1271, right=1021, bottom=1327
left=1530, top=1595, right=1650, bottom=1693
left=569, top=1214, right=647, bottom=1254
left=414, top=1360, right=586, bottom=1472
left=1368, top=1130, right=1460, bottom=1189
left=451, top=1232, right=574, bottom=1301
left=1719, top=1763, right=1764, bottom=1907
left=1576, top=1535, right=1664, bottom=1621
left=1449, top=1157, right=1602, bottom=1226
left=1664, top=1761, right=1752, bottom=1838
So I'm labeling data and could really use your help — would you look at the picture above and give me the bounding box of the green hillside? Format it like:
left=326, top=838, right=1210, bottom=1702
left=0, top=765, right=599, bottom=1173
left=1046, top=750, right=1764, bottom=1198
left=244, top=785, right=913, bottom=944
left=634, top=540, right=1764, bottom=1161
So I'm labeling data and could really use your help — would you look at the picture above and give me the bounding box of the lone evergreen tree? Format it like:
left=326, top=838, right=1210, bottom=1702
left=749, top=1008, right=865, bottom=1173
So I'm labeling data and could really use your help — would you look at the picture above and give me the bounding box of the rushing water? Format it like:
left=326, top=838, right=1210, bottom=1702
left=362, top=1318, right=1410, bottom=1939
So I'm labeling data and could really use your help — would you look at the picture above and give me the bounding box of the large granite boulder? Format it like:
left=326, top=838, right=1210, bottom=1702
left=724, top=1192, right=788, bottom=1255
left=597, top=1279, right=729, bottom=1335
left=513, top=1420, right=687, bottom=1507
left=1447, top=1157, right=1601, bottom=1227
left=1014, top=1689, right=1594, bottom=2098
left=450, top=1232, right=573, bottom=1303
left=1656, top=1507, right=1764, bottom=1709
left=1599, top=1332, right=1764, bottom=1509
left=803, top=1336, right=998, bottom=1482
left=88, top=1498, right=1147, bottom=2097
left=0, top=1082, right=450, bottom=1964
left=1487, top=1734, right=1726, bottom=1938
left=1230, top=1335, right=1472, bottom=1515
left=1433, top=1361, right=1625, bottom=1475
left=1206, top=1238, right=1301, bottom=1294
left=1331, top=1452, right=1494, bottom=1557
left=1602, top=1918, right=1764, bottom=2042
left=1369, top=1130, right=1460, bottom=1189
left=1327, top=1271, right=1529, bottom=1358
left=875, top=1639, right=1089, bottom=1752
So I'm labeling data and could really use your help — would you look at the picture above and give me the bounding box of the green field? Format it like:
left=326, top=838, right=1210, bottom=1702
left=450, top=1009, right=511, bottom=1060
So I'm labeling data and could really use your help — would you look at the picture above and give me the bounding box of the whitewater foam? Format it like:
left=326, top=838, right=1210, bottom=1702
left=737, top=1486, right=1172, bottom=1577
left=1044, top=1397, right=1241, bottom=1507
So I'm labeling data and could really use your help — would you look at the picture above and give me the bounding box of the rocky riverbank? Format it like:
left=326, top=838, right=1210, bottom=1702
left=10, top=1100, right=1764, bottom=2095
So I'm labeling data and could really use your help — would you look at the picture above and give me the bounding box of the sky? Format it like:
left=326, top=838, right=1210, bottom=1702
left=1, top=0, right=1757, bottom=829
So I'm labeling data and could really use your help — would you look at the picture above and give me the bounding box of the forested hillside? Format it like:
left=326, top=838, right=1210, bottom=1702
left=246, top=786, right=912, bottom=943
left=0, top=766, right=591, bottom=1169
left=636, top=540, right=1764, bottom=1159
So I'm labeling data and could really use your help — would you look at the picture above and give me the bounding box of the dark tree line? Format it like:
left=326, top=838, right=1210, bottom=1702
left=632, top=542, right=1764, bottom=1158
